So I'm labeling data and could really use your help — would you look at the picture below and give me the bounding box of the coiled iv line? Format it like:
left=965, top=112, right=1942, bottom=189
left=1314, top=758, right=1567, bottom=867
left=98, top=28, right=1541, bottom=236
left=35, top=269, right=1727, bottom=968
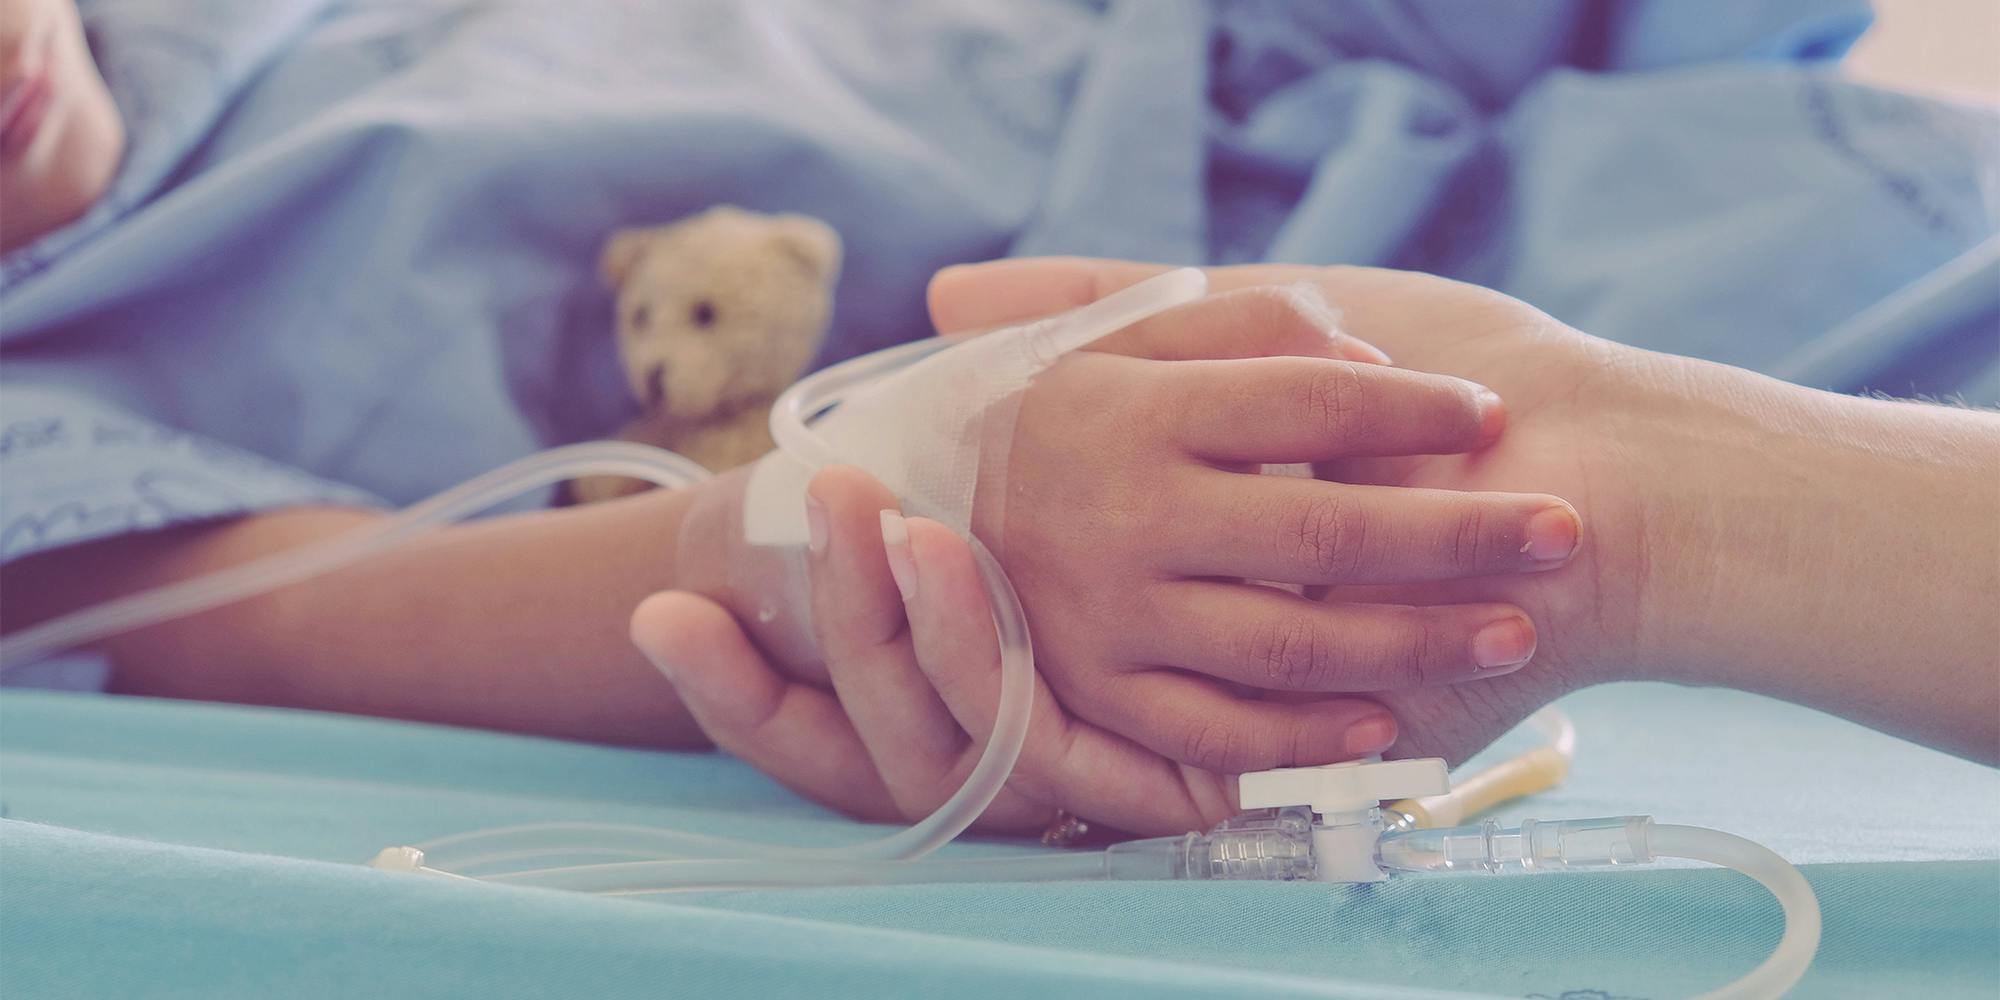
left=0, top=270, right=1820, bottom=998
left=0, top=336, right=1039, bottom=874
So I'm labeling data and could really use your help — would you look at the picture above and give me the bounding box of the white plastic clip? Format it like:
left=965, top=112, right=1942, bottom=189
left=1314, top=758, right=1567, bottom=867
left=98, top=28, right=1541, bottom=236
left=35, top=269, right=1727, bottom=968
left=1239, top=758, right=1450, bottom=882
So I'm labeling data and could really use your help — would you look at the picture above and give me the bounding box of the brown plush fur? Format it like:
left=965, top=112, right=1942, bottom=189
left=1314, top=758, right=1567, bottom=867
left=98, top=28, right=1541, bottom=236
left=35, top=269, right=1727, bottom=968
left=569, top=206, right=840, bottom=503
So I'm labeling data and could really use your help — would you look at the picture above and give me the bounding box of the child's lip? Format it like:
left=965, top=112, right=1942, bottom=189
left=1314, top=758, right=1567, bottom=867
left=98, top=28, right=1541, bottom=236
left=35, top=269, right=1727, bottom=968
left=1, top=23, right=58, bottom=162
left=0, top=71, right=53, bottom=160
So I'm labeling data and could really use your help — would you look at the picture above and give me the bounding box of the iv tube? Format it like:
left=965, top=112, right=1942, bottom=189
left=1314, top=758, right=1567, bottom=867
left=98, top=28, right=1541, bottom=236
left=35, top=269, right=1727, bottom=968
left=0, top=270, right=1213, bottom=882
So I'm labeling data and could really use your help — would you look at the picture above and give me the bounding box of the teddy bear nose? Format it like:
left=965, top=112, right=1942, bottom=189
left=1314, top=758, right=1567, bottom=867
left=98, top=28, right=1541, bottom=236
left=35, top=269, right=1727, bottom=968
left=646, top=363, right=668, bottom=408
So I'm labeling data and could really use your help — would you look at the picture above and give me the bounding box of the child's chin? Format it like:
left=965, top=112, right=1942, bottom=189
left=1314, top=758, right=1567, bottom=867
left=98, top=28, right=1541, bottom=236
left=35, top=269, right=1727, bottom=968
left=60, top=58, right=127, bottom=204
left=0, top=46, right=124, bottom=250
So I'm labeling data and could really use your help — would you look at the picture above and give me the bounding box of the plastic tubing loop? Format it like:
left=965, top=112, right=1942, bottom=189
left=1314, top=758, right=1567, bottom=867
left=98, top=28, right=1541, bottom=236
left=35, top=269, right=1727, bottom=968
left=1653, top=824, right=1821, bottom=1000
left=0, top=268, right=1212, bottom=891
left=406, top=269, right=1211, bottom=885
left=0, top=325, right=1057, bottom=891
left=411, top=334, right=1042, bottom=883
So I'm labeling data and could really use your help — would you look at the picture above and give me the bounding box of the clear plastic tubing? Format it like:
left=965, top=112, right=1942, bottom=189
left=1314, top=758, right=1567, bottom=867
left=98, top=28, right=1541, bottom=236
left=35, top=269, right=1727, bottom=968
left=0, top=269, right=1212, bottom=887
left=0, top=441, right=716, bottom=671
left=1378, top=817, right=1821, bottom=1000
left=479, top=852, right=1110, bottom=895
left=0, top=267, right=1822, bottom=999
left=0, top=403, right=1000, bottom=877
left=407, top=270, right=1207, bottom=879
left=1653, top=824, right=1821, bottom=1000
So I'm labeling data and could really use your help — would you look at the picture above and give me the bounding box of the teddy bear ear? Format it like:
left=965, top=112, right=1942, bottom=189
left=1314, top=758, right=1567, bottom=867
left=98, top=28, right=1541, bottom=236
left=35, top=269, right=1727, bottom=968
left=599, top=228, right=655, bottom=290
left=769, top=215, right=843, bottom=282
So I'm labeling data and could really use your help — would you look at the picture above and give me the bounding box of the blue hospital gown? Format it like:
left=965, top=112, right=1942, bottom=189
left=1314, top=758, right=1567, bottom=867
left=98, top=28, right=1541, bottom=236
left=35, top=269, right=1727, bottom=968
left=2, top=0, right=1995, bottom=574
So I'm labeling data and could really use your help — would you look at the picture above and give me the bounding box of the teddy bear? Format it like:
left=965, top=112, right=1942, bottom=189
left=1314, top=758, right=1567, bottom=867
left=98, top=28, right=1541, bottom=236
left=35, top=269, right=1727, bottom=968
left=566, top=206, right=842, bottom=504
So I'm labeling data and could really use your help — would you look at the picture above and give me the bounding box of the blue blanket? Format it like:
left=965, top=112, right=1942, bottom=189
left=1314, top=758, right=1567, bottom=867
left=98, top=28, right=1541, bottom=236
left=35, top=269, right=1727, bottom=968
left=3, top=684, right=1997, bottom=998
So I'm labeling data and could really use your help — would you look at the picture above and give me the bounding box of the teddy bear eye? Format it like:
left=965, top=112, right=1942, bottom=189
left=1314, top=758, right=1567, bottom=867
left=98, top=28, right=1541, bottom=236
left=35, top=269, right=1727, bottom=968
left=691, top=300, right=717, bottom=329
left=630, top=305, right=651, bottom=331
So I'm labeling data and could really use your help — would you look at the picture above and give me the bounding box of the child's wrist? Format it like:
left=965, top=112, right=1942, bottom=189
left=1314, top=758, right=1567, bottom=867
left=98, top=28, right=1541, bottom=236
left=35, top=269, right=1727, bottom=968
left=671, top=462, right=828, bottom=678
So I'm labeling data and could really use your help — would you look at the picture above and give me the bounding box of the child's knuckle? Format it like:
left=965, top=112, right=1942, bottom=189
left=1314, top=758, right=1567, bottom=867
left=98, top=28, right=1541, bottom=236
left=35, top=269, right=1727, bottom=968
left=1179, top=720, right=1241, bottom=773
left=1449, top=505, right=1492, bottom=569
left=1289, top=494, right=1367, bottom=579
left=1387, top=617, right=1439, bottom=688
left=1246, top=616, right=1333, bottom=690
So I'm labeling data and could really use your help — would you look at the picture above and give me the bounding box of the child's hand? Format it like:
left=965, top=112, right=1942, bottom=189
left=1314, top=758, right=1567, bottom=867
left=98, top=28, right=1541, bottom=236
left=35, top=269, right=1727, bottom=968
left=932, top=259, right=1627, bottom=770
left=947, top=279, right=1583, bottom=775
left=632, top=467, right=1250, bottom=834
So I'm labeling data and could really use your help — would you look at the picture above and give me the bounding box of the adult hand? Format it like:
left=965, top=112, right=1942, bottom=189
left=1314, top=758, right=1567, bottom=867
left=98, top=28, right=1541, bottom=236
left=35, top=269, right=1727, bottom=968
left=971, top=282, right=1585, bottom=775
left=932, top=258, right=2000, bottom=765
left=933, top=260, right=1628, bottom=765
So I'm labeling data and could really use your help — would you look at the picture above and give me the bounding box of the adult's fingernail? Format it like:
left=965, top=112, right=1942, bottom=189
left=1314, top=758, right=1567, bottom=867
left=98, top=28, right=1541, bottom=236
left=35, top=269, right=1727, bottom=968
left=1344, top=714, right=1398, bottom=755
left=880, top=510, right=917, bottom=601
left=629, top=593, right=684, bottom=679
left=804, top=490, right=829, bottom=554
left=1471, top=616, right=1536, bottom=673
left=1476, top=387, right=1506, bottom=444
left=1522, top=504, right=1580, bottom=564
left=1339, top=334, right=1393, bottom=366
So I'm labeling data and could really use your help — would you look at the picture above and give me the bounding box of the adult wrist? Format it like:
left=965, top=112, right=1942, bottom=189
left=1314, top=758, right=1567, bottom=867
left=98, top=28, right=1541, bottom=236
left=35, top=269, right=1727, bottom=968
left=1609, top=355, right=2000, bottom=756
left=1600, top=355, right=1831, bottom=686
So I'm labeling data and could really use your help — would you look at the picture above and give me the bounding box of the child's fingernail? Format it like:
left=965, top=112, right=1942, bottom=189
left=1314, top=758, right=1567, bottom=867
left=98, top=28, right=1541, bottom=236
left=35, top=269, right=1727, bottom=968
left=1476, top=387, right=1506, bottom=444
left=1521, top=504, right=1580, bottom=564
left=879, top=510, right=917, bottom=601
left=804, top=491, right=829, bottom=554
left=1344, top=714, right=1397, bottom=755
left=1471, top=616, right=1536, bottom=673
